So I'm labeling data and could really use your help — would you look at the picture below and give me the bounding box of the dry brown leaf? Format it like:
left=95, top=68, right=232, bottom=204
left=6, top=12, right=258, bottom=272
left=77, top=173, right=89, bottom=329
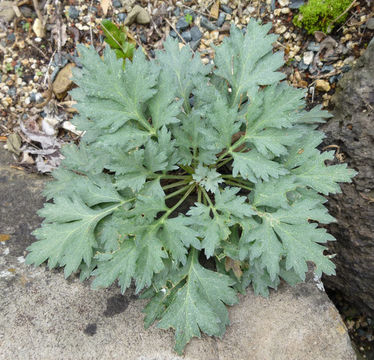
left=210, top=1, right=220, bottom=19
left=225, top=257, right=243, bottom=279
left=100, top=0, right=111, bottom=16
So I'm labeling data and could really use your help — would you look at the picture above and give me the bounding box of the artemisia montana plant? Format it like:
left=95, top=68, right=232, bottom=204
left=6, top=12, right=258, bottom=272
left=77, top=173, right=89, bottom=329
left=26, top=21, right=356, bottom=354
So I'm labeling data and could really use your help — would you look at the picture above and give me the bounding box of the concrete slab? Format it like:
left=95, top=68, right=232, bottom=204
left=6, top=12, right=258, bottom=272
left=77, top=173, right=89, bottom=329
left=0, top=148, right=356, bottom=360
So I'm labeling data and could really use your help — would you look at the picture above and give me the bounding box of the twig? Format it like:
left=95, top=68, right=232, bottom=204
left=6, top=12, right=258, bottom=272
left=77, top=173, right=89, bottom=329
left=164, top=18, right=187, bottom=45
left=35, top=78, right=53, bottom=108
left=179, top=3, right=211, bottom=17
left=32, top=0, right=44, bottom=25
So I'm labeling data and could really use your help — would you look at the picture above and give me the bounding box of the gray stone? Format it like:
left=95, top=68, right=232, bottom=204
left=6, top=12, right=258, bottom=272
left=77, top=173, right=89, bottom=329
left=190, top=26, right=202, bottom=41
left=200, top=16, right=217, bottom=31
left=289, top=0, right=305, bottom=9
left=68, top=6, right=79, bottom=20
left=0, top=148, right=356, bottom=359
left=176, top=17, right=189, bottom=32
left=112, top=0, right=122, bottom=8
left=169, top=29, right=177, bottom=38
left=307, top=41, right=320, bottom=52
left=220, top=4, right=232, bottom=14
left=181, top=30, right=192, bottom=42
left=0, top=1, right=15, bottom=22
left=124, top=5, right=150, bottom=26
left=117, top=13, right=126, bottom=22
left=321, top=39, right=374, bottom=316
left=189, top=39, right=200, bottom=52
left=366, top=18, right=374, bottom=30
left=216, top=12, right=226, bottom=27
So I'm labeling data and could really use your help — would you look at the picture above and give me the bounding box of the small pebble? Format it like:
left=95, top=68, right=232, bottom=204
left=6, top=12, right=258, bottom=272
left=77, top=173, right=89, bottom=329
left=303, top=51, right=314, bottom=65
left=298, top=61, right=309, bottom=71
left=139, top=33, right=147, bottom=44
left=190, top=39, right=200, bottom=51
left=117, top=13, right=126, bottom=22
left=112, top=0, right=121, bottom=8
left=278, top=0, right=289, bottom=7
left=217, top=12, right=226, bottom=27
left=289, top=0, right=305, bottom=9
left=200, top=16, right=217, bottom=31
left=366, top=18, right=374, bottom=30
left=8, top=87, right=16, bottom=97
left=321, top=64, right=334, bottom=73
left=341, top=64, right=351, bottom=73
left=181, top=30, right=192, bottom=42
left=68, top=6, right=79, bottom=20
left=169, top=30, right=177, bottom=38
left=315, top=79, right=331, bottom=92
left=220, top=4, right=233, bottom=14
left=7, top=33, right=15, bottom=42
left=176, top=17, right=189, bottom=31
left=307, top=41, right=320, bottom=52
left=173, top=8, right=180, bottom=17
left=190, top=26, right=202, bottom=41
left=275, top=25, right=287, bottom=34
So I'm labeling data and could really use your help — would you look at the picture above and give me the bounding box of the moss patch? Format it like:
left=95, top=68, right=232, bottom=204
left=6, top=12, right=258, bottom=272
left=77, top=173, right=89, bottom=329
left=293, top=0, right=352, bottom=34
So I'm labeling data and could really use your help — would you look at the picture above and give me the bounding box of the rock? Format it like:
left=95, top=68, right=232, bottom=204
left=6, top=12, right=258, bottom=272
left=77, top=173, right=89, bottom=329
left=32, top=18, right=45, bottom=38
left=321, top=64, right=334, bottom=73
left=289, top=0, right=305, bottom=9
left=210, top=1, right=220, bottom=19
left=52, top=63, right=75, bottom=100
left=303, top=51, right=314, bottom=65
left=200, top=16, right=217, bottom=31
left=307, top=41, right=321, bottom=52
left=366, top=18, right=374, bottom=30
left=124, top=5, right=150, bottom=26
left=220, top=4, right=233, bottom=14
left=190, top=39, right=200, bottom=51
left=315, top=79, right=331, bottom=92
left=275, top=25, right=287, bottom=34
left=19, top=5, right=34, bottom=18
left=139, top=32, right=147, bottom=44
left=117, top=13, right=126, bottom=22
left=184, top=10, right=196, bottom=21
left=0, top=1, right=15, bottom=22
left=181, top=30, right=192, bottom=42
left=5, top=133, right=22, bottom=155
left=278, top=0, right=289, bottom=7
left=321, top=39, right=374, bottom=317
left=298, top=60, right=309, bottom=71
left=175, top=17, right=189, bottom=32
left=216, top=12, right=226, bottom=27
left=169, top=29, right=177, bottom=38
left=68, top=6, right=79, bottom=19
left=112, top=0, right=122, bottom=8
left=190, top=26, right=202, bottom=41
left=0, top=147, right=356, bottom=360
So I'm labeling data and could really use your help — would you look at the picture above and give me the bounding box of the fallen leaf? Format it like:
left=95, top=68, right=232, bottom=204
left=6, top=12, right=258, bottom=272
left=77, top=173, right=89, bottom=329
left=5, top=133, right=22, bottom=155
left=100, top=0, right=111, bottom=16
left=210, top=1, right=220, bottom=19
left=225, top=257, right=243, bottom=279
left=0, top=234, right=11, bottom=242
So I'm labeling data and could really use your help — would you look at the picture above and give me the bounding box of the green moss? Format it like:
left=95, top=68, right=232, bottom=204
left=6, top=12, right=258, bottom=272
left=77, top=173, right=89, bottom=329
left=293, top=0, right=352, bottom=34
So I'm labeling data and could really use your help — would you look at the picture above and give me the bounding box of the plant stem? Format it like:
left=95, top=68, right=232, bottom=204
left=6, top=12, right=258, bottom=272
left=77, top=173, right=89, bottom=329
left=201, top=187, right=215, bottom=209
left=216, top=157, right=232, bottom=170
left=162, top=180, right=189, bottom=190
left=224, top=179, right=252, bottom=191
left=160, top=185, right=195, bottom=222
left=179, top=164, right=194, bottom=175
left=216, top=135, right=248, bottom=163
left=165, top=185, right=191, bottom=200
left=149, top=174, right=191, bottom=180
left=197, top=187, right=202, bottom=203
